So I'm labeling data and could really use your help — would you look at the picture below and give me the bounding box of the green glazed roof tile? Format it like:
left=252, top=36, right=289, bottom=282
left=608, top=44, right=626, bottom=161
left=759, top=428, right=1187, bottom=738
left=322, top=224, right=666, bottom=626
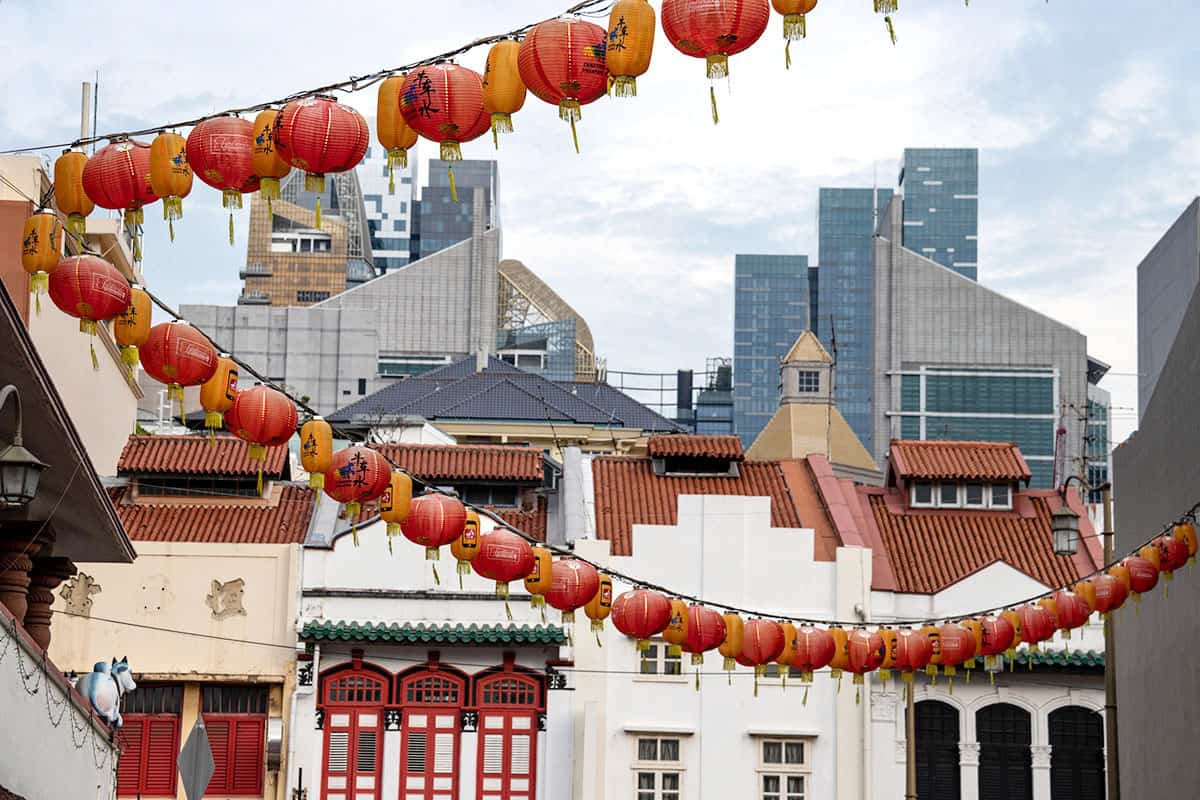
left=301, top=620, right=567, bottom=646
left=1012, top=647, right=1104, bottom=668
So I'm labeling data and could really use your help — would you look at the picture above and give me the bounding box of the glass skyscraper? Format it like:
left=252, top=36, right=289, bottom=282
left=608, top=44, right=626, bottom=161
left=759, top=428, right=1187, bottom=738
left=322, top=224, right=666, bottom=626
left=357, top=133, right=418, bottom=275
left=412, top=159, right=499, bottom=260
left=816, top=187, right=893, bottom=455
left=898, top=148, right=979, bottom=280
left=733, top=254, right=810, bottom=447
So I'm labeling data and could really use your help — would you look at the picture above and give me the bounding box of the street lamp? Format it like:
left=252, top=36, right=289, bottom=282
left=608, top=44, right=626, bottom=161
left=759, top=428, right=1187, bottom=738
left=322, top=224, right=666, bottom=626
left=1051, top=502, right=1081, bottom=556
left=0, top=385, right=48, bottom=509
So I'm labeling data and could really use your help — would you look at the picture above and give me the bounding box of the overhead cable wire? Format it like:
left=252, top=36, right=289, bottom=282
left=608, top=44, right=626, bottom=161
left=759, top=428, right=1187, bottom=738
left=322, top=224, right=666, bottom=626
left=0, top=0, right=614, bottom=156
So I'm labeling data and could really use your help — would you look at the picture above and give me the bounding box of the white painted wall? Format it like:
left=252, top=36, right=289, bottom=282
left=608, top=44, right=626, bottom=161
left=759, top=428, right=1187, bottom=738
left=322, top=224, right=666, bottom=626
left=572, top=495, right=872, bottom=800
left=0, top=619, right=119, bottom=800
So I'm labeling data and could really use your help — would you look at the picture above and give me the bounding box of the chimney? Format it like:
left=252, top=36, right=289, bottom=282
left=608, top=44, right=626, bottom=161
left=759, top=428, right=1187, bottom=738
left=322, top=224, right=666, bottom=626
left=475, top=350, right=488, bottom=373
left=559, top=447, right=586, bottom=546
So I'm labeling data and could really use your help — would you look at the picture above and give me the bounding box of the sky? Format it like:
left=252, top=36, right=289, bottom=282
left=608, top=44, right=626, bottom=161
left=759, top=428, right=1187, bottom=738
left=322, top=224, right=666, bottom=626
left=5, top=0, right=1200, bottom=446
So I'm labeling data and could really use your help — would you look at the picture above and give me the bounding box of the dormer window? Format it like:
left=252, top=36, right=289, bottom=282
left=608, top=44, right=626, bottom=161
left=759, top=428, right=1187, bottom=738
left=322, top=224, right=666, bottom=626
left=910, top=481, right=1015, bottom=510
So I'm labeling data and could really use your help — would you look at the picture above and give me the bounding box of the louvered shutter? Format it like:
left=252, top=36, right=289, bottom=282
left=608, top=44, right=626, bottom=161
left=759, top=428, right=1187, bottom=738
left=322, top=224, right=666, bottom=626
left=357, top=728, right=378, bottom=775
left=1049, top=707, right=1105, bottom=800
left=482, top=734, right=505, bottom=774
left=978, top=704, right=1032, bottom=800
left=407, top=730, right=428, bottom=773
left=328, top=731, right=350, bottom=773
left=206, top=720, right=231, bottom=792
left=434, top=733, right=455, bottom=774
left=116, top=719, right=145, bottom=796
left=915, top=701, right=961, bottom=800
left=232, top=718, right=265, bottom=794
left=145, top=718, right=180, bottom=794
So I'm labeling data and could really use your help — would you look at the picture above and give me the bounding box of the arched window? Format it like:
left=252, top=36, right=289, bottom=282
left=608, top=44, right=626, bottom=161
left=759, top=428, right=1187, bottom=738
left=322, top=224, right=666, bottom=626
left=1049, top=706, right=1104, bottom=799
left=977, top=703, right=1033, bottom=800
left=397, top=668, right=468, bottom=800
left=915, top=700, right=961, bottom=800
left=320, top=665, right=389, bottom=800
left=476, top=671, right=543, bottom=800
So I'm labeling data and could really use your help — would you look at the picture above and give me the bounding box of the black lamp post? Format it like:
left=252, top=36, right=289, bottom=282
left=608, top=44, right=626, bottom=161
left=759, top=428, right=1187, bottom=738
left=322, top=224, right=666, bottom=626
left=0, top=385, right=48, bottom=509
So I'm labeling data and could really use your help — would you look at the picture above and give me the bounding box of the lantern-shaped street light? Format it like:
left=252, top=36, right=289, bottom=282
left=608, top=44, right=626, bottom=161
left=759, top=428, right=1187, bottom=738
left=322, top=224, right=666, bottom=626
left=0, top=386, right=48, bottom=509
left=1051, top=502, right=1081, bottom=556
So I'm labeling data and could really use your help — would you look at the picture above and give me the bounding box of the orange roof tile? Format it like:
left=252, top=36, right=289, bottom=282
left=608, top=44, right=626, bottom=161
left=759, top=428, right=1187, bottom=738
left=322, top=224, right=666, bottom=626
left=863, top=490, right=1090, bottom=593
left=889, top=440, right=1032, bottom=483
left=108, top=485, right=315, bottom=544
left=490, top=498, right=548, bottom=542
left=117, top=435, right=289, bottom=478
left=647, top=435, right=745, bottom=461
left=371, top=443, right=544, bottom=482
left=593, top=457, right=801, bottom=556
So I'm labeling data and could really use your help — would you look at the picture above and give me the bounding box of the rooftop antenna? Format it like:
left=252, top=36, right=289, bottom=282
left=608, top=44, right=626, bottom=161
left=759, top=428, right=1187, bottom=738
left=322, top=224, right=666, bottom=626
left=92, top=70, right=99, bottom=154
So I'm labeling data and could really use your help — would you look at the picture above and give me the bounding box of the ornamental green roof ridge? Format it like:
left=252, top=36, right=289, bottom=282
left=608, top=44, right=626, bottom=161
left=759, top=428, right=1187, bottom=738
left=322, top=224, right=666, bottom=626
left=1012, top=647, right=1104, bottom=668
left=300, top=620, right=567, bottom=646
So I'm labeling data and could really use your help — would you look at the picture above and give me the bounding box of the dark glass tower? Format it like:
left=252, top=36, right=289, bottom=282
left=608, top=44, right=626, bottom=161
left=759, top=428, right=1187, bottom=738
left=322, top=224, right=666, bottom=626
left=898, top=148, right=979, bottom=280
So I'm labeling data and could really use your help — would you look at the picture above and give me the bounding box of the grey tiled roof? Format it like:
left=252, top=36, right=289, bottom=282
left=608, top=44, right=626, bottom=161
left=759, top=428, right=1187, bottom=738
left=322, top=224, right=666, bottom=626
left=331, top=356, right=682, bottom=432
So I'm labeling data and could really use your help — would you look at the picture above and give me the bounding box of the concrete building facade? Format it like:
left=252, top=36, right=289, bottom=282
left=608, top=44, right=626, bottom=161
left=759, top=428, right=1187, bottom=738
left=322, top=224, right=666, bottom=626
left=1113, top=205, right=1200, bottom=799
left=1134, top=197, right=1200, bottom=420
left=872, top=198, right=1088, bottom=488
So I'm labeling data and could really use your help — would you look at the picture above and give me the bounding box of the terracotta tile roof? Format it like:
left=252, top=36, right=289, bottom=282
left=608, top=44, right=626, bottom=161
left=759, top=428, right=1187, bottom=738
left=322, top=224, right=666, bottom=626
left=593, top=457, right=801, bottom=556
left=864, top=491, right=1085, bottom=593
left=889, top=440, right=1032, bottom=483
left=117, top=435, right=289, bottom=478
left=490, top=499, right=548, bottom=542
left=371, top=443, right=544, bottom=482
left=107, top=485, right=316, bottom=544
left=647, top=435, right=745, bottom=461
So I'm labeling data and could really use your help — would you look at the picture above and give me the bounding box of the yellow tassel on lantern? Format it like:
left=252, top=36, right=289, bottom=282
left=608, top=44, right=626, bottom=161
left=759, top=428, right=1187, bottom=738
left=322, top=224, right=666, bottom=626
left=874, top=0, right=898, bottom=11
left=558, top=100, right=582, bottom=154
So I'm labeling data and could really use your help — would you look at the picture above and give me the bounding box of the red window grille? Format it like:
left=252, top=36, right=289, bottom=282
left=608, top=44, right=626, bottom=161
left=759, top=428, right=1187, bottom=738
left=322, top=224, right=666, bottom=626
left=202, top=685, right=268, bottom=796
left=399, top=670, right=467, bottom=800
left=476, top=673, right=541, bottom=800
left=321, top=667, right=387, bottom=800
left=117, top=716, right=180, bottom=797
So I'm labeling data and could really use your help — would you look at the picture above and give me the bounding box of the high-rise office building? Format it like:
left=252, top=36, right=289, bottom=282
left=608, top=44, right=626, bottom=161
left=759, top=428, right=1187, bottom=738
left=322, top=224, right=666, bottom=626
left=816, top=187, right=893, bottom=455
left=411, top=159, right=499, bottom=261
left=358, top=132, right=418, bottom=275
left=733, top=254, right=810, bottom=447
left=897, top=147, right=979, bottom=280
left=240, top=169, right=375, bottom=306
left=872, top=197, right=1087, bottom=488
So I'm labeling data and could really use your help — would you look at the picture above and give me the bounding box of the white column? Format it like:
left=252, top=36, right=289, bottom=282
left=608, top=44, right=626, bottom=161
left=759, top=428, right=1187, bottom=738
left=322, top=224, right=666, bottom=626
left=460, top=720, right=479, bottom=800
left=382, top=726, right=401, bottom=800
left=959, top=742, right=980, bottom=800
left=1031, top=745, right=1053, bottom=800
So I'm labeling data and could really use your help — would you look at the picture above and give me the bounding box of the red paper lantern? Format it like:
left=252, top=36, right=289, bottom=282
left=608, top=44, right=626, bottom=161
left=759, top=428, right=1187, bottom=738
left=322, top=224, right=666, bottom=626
left=1124, top=555, right=1160, bottom=596
left=518, top=19, right=609, bottom=153
left=81, top=139, right=158, bottom=260
left=611, top=589, right=673, bottom=651
left=1091, top=574, right=1128, bottom=615
left=471, top=530, right=535, bottom=599
left=399, top=64, right=489, bottom=200
left=661, top=0, right=770, bottom=122
left=273, top=96, right=369, bottom=228
left=937, top=623, right=977, bottom=677
left=403, top=492, right=469, bottom=563
left=974, top=615, right=1015, bottom=670
left=1155, top=534, right=1189, bottom=576
left=47, top=254, right=131, bottom=368
left=323, top=446, right=392, bottom=521
left=545, top=559, right=600, bottom=624
left=140, top=321, right=219, bottom=412
left=846, top=628, right=885, bottom=685
left=1016, top=604, right=1055, bottom=651
left=1052, top=591, right=1091, bottom=638
left=228, top=385, right=297, bottom=456
left=740, top=619, right=784, bottom=692
left=892, top=628, right=933, bottom=682
left=680, top=605, right=726, bottom=665
left=790, top=626, right=836, bottom=682
left=186, top=116, right=260, bottom=245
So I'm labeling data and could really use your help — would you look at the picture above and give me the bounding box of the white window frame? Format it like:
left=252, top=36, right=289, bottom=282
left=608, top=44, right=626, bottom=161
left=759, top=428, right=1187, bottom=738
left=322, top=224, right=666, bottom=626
left=632, top=735, right=684, bottom=800
left=937, top=482, right=961, bottom=508
left=796, top=370, right=820, bottom=393
left=911, top=482, right=935, bottom=508
left=963, top=482, right=987, bottom=508
left=990, top=483, right=1013, bottom=510
left=635, top=639, right=686, bottom=684
left=754, top=737, right=811, bottom=800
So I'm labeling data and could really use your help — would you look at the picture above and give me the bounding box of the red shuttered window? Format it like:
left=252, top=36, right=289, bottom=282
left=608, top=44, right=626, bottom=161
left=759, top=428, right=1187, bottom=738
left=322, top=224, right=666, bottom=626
left=476, top=673, right=542, bottom=800
left=117, top=716, right=181, bottom=796
left=202, top=686, right=268, bottom=796
left=117, top=685, right=183, bottom=797
left=321, top=667, right=389, bottom=800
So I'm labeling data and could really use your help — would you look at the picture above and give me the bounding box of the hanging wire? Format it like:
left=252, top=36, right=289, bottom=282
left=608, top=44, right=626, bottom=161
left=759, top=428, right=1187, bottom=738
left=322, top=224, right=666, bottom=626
left=0, top=0, right=614, bottom=156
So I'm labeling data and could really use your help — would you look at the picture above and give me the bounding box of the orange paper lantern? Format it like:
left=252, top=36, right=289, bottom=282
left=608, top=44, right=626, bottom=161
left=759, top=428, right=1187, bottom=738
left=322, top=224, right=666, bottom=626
left=607, top=0, right=656, bottom=97
left=299, top=417, right=333, bottom=490
left=483, top=40, right=527, bottom=146
left=199, top=356, right=239, bottom=435
left=20, top=212, right=62, bottom=307
left=662, top=597, right=690, bottom=657
left=584, top=573, right=615, bottom=633
left=379, top=471, right=414, bottom=543
left=54, top=150, right=93, bottom=236
left=252, top=109, right=291, bottom=210
left=149, top=131, right=192, bottom=240
left=376, top=77, right=419, bottom=191
left=719, top=613, right=745, bottom=674
left=524, top=546, right=554, bottom=612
